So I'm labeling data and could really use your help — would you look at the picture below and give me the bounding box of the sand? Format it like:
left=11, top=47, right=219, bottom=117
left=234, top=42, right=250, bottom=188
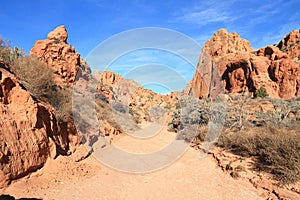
left=2, top=127, right=263, bottom=200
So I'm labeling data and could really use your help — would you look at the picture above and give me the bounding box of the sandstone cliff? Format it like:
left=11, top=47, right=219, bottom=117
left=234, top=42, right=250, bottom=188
left=0, top=25, right=94, bottom=188
left=277, top=29, right=300, bottom=61
left=187, top=29, right=300, bottom=99
left=0, top=63, right=79, bottom=188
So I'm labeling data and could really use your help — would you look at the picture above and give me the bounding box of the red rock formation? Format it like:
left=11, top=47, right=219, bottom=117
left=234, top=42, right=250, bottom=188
left=188, top=29, right=300, bottom=99
left=30, top=25, right=91, bottom=85
left=96, top=70, right=123, bottom=86
left=0, top=65, right=79, bottom=188
left=277, top=29, right=300, bottom=61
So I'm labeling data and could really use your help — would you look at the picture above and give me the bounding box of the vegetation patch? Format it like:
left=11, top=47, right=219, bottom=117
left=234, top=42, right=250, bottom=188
left=255, top=87, right=268, bottom=98
left=1, top=37, right=72, bottom=122
left=218, top=126, right=300, bottom=184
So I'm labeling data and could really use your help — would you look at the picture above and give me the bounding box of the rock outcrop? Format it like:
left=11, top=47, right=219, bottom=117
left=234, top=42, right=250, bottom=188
left=277, top=29, right=300, bottom=61
left=0, top=65, right=79, bottom=188
left=0, top=25, right=94, bottom=188
left=30, top=25, right=91, bottom=85
left=187, top=29, right=300, bottom=99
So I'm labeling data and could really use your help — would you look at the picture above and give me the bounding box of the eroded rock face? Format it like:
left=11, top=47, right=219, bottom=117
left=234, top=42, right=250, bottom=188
left=0, top=66, right=79, bottom=188
left=30, top=25, right=91, bottom=85
left=277, top=29, right=300, bottom=61
left=188, top=29, right=300, bottom=99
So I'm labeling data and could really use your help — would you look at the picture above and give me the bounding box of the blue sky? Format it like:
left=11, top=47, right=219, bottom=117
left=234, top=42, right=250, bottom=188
left=1, top=0, right=299, bottom=93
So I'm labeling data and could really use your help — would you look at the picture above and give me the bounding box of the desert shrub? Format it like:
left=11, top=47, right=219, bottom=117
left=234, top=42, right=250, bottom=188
left=175, top=102, right=181, bottom=109
left=255, top=87, right=268, bottom=98
left=129, top=108, right=142, bottom=124
left=0, top=38, right=13, bottom=63
left=95, top=98, right=120, bottom=129
left=0, top=38, right=73, bottom=123
left=174, top=97, right=227, bottom=143
left=254, top=98, right=300, bottom=128
left=0, top=38, right=24, bottom=64
left=164, top=105, right=171, bottom=110
left=53, top=88, right=73, bottom=122
left=169, top=97, right=208, bottom=134
left=218, top=126, right=300, bottom=184
left=298, top=55, right=300, bottom=60
left=176, top=124, right=199, bottom=142
left=12, top=56, right=72, bottom=122
left=150, top=105, right=165, bottom=122
left=112, top=102, right=127, bottom=113
left=13, top=56, right=56, bottom=100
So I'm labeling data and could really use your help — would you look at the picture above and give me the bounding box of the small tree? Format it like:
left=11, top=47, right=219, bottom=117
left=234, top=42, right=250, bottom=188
left=256, top=87, right=268, bottom=98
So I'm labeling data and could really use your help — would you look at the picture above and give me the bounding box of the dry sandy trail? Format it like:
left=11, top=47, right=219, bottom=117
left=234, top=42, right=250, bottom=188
left=3, top=127, right=263, bottom=200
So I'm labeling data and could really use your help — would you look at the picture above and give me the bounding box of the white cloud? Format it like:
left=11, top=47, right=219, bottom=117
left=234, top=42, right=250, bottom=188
left=252, top=13, right=300, bottom=48
left=179, top=9, right=230, bottom=26
left=174, top=0, right=238, bottom=27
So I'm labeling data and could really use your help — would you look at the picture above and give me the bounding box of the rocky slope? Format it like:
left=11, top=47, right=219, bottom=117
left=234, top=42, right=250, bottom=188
left=0, top=63, right=79, bottom=188
left=187, top=29, right=300, bottom=99
left=0, top=25, right=94, bottom=188
left=95, top=70, right=178, bottom=125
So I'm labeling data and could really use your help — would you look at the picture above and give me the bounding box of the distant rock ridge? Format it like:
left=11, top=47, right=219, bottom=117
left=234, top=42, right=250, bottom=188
left=186, top=29, right=300, bottom=99
left=95, top=71, right=178, bottom=124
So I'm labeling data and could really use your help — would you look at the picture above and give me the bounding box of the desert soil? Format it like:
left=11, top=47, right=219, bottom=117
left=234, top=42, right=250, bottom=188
left=2, top=127, right=264, bottom=200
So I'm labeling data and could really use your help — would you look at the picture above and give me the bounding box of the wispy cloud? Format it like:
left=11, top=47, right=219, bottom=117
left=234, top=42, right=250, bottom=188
left=251, top=12, right=300, bottom=49
left=174, top=0, right=299, bottom=50
left=174, top=0, right=238, bottom=27
left=179, top=8, right=231, bottom=26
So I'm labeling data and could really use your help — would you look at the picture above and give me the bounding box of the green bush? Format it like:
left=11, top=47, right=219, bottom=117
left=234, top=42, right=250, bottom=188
left=256, top=87, right=268, bottom=98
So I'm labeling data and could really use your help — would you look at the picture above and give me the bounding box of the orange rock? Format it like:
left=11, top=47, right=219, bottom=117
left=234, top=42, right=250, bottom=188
left=277, top=29, right=300, bottom=60
left=0, top=66, right=79, bottom=188
left=31, top=26, right=91, bottom=85
left=47, top=25, right=68, bottom=42
left=187, top=29, right=300, bottom=99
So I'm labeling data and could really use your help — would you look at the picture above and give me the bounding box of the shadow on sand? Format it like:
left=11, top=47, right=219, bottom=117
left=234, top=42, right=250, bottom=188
left=0, top=194, right=42, bottom=200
